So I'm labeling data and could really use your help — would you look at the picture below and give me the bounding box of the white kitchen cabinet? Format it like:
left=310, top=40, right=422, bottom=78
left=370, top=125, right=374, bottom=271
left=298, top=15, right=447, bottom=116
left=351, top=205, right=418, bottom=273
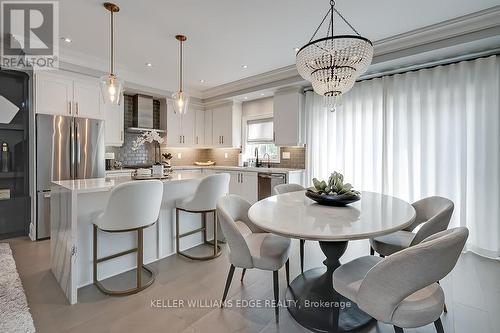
left=73, top=79, right=103, bottom=119
left=194, top=110, right=205, bottom=147
left=227, top=170, right=258, bottom=204
left=273, top=86, right=305, bottom=146
left=166, top=103, right=182, bottom=146
left=104, top=94, right=124, bottom=146
left=181, top=110, right=196, bottom=146
left=204, top=110, right=213, bottom=147
left=211, top=102, right=242, bottom=148
left=35, top=71, right=104, bottom=119
left=35, top=72, right=73, bottom=116
left=166, top=103, right=196, bottom=147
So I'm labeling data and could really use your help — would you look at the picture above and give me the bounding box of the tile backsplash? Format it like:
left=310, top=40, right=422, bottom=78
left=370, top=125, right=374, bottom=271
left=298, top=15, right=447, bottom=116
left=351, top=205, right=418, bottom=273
left=159, top=147, right=306, bottom=169
left=106, top=94, right=161, bottom=166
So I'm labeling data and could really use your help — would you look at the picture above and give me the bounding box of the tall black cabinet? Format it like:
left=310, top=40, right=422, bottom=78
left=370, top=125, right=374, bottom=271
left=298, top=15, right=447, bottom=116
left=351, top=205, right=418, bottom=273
left=0, top=69, right=30, bottom=239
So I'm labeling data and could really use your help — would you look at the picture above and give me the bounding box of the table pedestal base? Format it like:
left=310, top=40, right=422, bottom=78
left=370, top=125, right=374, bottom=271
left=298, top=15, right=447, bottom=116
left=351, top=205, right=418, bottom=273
left=285, top=241, right=375, bottom=333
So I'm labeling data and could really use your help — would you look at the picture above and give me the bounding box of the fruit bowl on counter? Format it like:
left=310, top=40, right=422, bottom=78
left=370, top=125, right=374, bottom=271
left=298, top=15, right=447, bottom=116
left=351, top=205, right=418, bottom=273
left=306, top=171, right=360, bottom=206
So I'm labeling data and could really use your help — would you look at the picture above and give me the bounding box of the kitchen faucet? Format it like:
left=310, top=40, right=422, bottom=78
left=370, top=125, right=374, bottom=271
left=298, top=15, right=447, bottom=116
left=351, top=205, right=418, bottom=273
left=263, top=153, right=271, bottom=168
left=255, top=147, right=261, bottom=167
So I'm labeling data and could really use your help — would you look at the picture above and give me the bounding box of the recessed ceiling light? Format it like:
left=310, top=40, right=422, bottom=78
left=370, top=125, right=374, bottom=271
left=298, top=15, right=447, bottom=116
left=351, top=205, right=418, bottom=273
left=244, top=96, right=248, bottom=100
left=199, top=79, right=205, bottom=83
left=260, top=93, right=265, bottom=96
left=145, top=62, right=153, bottom=67
left=61, top=37, right=72, bottom=43
left=241, top=64, right=248, bottom=69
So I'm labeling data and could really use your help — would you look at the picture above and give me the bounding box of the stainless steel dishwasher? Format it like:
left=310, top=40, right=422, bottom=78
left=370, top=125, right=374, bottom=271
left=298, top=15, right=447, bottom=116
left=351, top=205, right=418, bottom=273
left=258, top=173, right=287, bottom=200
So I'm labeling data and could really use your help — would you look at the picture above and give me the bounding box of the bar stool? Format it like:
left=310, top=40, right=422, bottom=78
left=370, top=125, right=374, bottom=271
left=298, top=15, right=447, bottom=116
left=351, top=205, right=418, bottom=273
left=93, top=180, right=163, bottom=296
left=176, top=173, right=230, bottom=260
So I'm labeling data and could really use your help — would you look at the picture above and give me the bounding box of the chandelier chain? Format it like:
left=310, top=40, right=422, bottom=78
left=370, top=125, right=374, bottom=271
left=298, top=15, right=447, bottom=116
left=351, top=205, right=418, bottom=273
left=308, top=8, right=332, bottom=43
left=332, top=7, right=360, bottom=36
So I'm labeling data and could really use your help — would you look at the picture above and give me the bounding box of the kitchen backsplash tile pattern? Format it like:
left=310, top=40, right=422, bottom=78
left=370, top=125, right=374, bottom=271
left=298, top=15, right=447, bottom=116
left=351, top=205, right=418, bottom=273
left=159, top=147, right=306, bottom=169
left=106, top=94, right=161, bottom=166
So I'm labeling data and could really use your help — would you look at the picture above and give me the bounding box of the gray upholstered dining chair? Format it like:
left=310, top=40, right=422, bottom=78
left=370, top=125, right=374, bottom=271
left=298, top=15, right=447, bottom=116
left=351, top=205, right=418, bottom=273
left=217, top=194, right=291, bottom=321
left=273, top=183, right=306, bottom=273
left=333, top=227, right=468, bottom=333
left=370, top=196, right=454, bottom=257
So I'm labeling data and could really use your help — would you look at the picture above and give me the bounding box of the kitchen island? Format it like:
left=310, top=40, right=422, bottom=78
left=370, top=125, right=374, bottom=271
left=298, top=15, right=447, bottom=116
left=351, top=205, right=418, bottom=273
left=50, top=172, right=215, bottom=304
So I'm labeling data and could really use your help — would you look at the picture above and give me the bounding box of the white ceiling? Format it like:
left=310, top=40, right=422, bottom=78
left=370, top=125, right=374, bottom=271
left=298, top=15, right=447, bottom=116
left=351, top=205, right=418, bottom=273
left=59, top=0, right=500, bottom=98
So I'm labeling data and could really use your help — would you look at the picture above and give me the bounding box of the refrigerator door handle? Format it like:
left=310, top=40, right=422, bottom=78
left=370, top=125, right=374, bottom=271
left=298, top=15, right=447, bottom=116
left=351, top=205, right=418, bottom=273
left=69, top=118, right=75, bottom=179
left=75, top=120, right=81, bottom=179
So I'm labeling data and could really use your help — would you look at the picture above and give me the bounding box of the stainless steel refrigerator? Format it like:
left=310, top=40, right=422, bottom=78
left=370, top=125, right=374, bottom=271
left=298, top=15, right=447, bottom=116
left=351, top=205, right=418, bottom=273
left=36, top=114, right=104, bottom=239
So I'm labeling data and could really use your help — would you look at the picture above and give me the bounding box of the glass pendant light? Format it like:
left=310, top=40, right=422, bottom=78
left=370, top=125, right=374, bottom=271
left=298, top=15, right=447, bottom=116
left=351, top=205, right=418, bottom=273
left=99, top=2, right=124, bottom=105
left=172, top=35, right=189, bottom=115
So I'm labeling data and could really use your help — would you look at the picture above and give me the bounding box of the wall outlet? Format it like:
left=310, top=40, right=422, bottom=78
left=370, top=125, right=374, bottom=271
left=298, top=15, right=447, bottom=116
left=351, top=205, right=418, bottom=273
left=224, top=152, right=228, bottom=159
left=282, top=152, right=291, bottom=159
left=177, top=153, right=182, bottom=159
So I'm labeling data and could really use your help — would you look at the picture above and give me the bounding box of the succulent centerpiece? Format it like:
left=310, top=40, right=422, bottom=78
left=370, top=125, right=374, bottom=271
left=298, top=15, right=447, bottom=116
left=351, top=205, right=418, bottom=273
left=306, top=171, right=361, bottom=206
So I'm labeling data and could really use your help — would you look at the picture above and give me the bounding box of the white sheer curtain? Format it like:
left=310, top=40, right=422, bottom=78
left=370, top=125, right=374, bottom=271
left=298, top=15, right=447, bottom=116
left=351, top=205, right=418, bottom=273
left=305, top=55, right=500, bottom=258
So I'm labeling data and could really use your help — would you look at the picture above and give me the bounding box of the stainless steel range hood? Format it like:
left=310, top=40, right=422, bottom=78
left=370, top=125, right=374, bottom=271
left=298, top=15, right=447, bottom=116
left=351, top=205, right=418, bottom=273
left=127, top=94, right=165, bottom=132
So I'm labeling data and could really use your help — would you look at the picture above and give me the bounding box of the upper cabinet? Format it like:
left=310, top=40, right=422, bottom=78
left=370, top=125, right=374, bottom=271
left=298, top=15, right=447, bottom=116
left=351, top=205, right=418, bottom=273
left=211, top=102, right=242, bottom=148
left=166, top=102, right=196, bottom=147
left=104, top=94, right=124, bottom=146
left=273, top=86, right=305, bottom=146
left=35, top=71, right=104, bottom=120
left=204, top=110, right=213, bottom=147
left=194, top=109, right=205, bottom=147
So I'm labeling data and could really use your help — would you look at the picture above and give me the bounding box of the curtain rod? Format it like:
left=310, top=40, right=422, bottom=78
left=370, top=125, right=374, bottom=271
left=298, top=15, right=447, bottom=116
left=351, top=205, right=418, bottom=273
left=303, top=48, right=500, bottom=92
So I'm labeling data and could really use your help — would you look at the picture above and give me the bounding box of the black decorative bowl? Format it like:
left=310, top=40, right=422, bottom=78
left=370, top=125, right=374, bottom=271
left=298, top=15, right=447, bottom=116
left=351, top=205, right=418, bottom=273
left=305, top=190, right=360, bottom=207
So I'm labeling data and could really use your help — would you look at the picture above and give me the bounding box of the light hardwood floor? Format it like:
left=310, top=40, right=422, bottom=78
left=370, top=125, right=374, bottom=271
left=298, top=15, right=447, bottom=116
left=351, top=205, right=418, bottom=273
left=5, top=236, right=500, bottom=333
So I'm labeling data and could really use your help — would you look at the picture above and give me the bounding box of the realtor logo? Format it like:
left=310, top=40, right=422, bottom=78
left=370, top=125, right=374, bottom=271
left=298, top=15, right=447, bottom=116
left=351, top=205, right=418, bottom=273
left=1, top=1, right=59, bottom=69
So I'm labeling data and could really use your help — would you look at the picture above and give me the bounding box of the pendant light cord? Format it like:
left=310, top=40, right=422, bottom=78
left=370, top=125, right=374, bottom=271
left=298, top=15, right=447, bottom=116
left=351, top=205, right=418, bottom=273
left=110, top=10, right=114, bottom=75
left=179, top=39, right=183, bottom=93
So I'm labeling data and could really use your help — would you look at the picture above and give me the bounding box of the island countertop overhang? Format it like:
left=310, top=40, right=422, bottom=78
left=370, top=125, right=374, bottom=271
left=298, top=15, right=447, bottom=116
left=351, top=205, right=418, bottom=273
left=51, top=172, right=207, bottom=193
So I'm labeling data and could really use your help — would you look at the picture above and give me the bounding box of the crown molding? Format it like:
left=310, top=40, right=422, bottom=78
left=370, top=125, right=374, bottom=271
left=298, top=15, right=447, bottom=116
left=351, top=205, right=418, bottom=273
left=373, top=5, right=500, bottom=56
left=201, top=5, right=500, bottom=103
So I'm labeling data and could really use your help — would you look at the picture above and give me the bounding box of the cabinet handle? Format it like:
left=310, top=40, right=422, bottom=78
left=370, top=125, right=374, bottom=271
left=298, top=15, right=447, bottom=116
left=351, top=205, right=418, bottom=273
left=241, top=173, right=243, bottom=183
left=179, top=136, right=181, bottom=144
left=196, top=136, right=198, bottom=145
left=237, top=173, right=240, bottom=183
left=69, top=101, right=72, bottom=115
left=183, top=135, right=185, bottom=143
left=120, top=130, right=123, bottom=141
left=273, top=131, right=275, bottom=142
left=222, top=136, right=224, bottom=144
left=76, top=102, right=79, bottom=115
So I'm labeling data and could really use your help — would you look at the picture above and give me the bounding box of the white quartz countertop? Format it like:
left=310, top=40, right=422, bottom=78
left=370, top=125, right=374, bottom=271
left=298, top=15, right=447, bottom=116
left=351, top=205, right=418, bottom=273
left=174, top=165, right=304, bottom=173
left=52, top=172, right=205, bottom=193
left=106, top=165, right=303, bottom=173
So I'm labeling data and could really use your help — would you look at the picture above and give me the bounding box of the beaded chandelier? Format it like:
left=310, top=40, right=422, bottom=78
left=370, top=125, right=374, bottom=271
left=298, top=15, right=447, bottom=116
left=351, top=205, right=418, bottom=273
left=296, top=0, right=373, bottom=111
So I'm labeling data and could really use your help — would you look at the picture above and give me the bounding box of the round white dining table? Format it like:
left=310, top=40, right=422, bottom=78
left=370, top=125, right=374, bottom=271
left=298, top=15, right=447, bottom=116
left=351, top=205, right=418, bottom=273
left=248, top=191, right=416, bottom=333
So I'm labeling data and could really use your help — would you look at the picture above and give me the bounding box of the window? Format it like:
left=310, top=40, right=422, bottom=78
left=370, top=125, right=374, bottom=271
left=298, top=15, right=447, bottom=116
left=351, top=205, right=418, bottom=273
left=247, top=118, right=274, bottom=143
left=244, top=117, right=280, bottom=162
